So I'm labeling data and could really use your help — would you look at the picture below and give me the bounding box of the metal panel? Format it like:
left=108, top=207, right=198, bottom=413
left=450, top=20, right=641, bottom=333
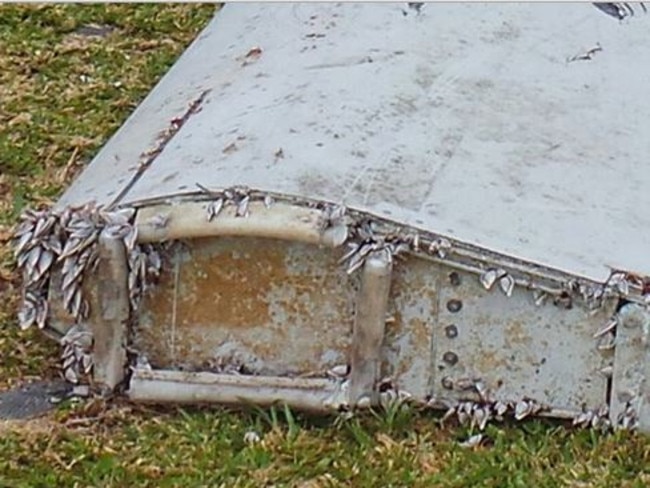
left=58, top=3, right=650, bottom=282
left=133, top=237, right=359, bottom=376
left=611, top=303, right=650, bottom=430
left=383, top=255, right=614, bottom=412
left=126, top=235, right=615, bottom=416
left=383, top=256, right=439, bottom=400
left=431, top=265, right=614, bottom=411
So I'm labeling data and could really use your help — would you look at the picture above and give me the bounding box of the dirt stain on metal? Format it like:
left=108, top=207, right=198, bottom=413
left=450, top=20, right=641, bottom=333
left=135, top=237, right=356, bottom=375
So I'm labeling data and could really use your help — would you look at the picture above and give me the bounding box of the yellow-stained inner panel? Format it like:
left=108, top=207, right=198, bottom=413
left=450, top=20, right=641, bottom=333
left=134, top=237, right=359, bottom=376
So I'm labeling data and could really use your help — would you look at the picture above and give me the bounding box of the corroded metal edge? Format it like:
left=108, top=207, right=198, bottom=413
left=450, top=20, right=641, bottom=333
left=123, top=194, right=647, bottom=431
left=127, top=368, right=612, bottom=430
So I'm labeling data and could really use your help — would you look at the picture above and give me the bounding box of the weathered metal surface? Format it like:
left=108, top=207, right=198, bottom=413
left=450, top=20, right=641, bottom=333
left=86, top=233, right=129, bottom=390
left=135, top=200, right=347, bottom=247
left=133, top=237, right=359, bottom=376
left=382, top=256, right=439, bottom=401
left=383, top=255, right=616, bottom=412
left=610, top=303, right=650, bottom=430
left=129, top=369, right=347, bottom=412
left=57, top=3, right=650, bottom=283
left=349, top=252, right=392, bottom=406
left=18, top=190, right=633, bottom=427
left=431, top=264, right=616, bottom=411
left=126, top=232, right=616, bottom=418
left=15, top=3, right=650, bottom=431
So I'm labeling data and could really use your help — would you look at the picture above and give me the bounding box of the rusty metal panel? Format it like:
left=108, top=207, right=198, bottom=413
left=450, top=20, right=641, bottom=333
left=134, top=237, right=359, bottom=376
left=129, top=235, right=615, bottom=416
left=18, top=198, right=644, bottom=426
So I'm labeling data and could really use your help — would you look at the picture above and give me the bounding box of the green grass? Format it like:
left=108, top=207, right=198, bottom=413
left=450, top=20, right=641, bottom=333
left=0, top=4, right=650, bottom=487
left=1, top=404, right=650, bottom=487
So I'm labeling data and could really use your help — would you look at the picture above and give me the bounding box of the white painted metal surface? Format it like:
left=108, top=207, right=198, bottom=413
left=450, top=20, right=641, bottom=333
left=58, top=3, right=650, bottom=283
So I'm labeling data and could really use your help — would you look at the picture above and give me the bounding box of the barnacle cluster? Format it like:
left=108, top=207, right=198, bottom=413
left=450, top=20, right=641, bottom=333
left=13, top=203, right=161, bottom=383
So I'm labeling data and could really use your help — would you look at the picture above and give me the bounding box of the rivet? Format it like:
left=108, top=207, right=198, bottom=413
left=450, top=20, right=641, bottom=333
left=442, top=351, right=459, bottom=366
left=441, top=376, right=454, bottom=390
left=447, top=299, right=462, bottom=313
left=445, top=324, right=458, bottom=338
left=449, top=272, right=461, bottom=287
